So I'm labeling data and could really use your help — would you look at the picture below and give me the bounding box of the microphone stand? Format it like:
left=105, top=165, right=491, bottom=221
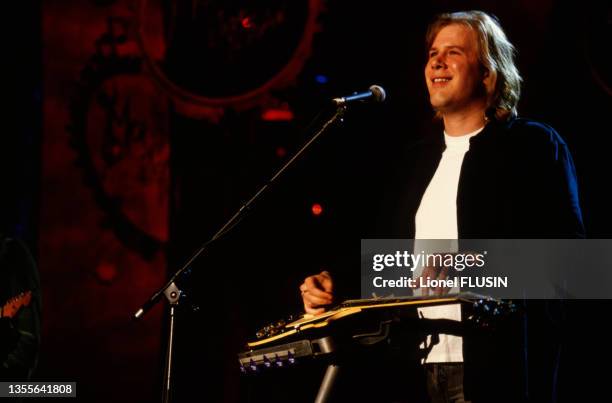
left=133, top=105, right=347, bottom=403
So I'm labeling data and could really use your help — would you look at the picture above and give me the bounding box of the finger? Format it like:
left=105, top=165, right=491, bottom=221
left=304, top=292, right=332, bottom=306
left=304, top=305, right=326, bottom=315
left=434, top=267, right=450, bottom=295
left=304, top=299, right=327, bottom=314
left=419, top=266, right=436, bottom=295
left=304, top=278, right=333, bottom=300
left=412, top=269, right=428, bottom=289
left=318, top=272, right=334, bottom=292
left=412, top=275, right=424, bottom=295
left=420, top=266, right=436, bottom=281
left=304, top=276, right=323, bottom=290
left=303, top=286, right=333, bottom=301
left=312, top=273, right=333, bottom=293
left=413, top=274, right=425, bottom=289
left=435, top=285, right=452, bottom=296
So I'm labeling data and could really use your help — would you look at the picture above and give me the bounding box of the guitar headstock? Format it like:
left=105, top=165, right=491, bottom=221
left=468, top=298, right=520, bottom=328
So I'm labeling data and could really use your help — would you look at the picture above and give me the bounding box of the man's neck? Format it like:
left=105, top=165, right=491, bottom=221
left=442, top=107, right=487, bottom=136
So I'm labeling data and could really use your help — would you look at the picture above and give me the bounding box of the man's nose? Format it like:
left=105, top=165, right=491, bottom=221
left=431, top=54, right=446, bottom=69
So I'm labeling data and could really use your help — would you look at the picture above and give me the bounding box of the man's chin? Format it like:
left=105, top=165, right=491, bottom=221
left=428, top=95, right=450, bottom=111
left=429, top=102, right=450, bottom=115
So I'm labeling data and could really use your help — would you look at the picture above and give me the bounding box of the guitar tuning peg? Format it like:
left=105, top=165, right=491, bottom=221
left=274, top=354, right=283, bottom=367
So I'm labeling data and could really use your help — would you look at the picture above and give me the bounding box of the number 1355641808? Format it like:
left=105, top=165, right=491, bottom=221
left=0, top=382, right=76, bottom=398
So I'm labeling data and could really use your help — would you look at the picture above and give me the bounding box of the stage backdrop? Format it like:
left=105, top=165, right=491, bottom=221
left=40, top=2, right=169, bottom=402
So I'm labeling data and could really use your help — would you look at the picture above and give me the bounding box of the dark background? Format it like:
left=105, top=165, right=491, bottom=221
left=2, top=0, right=611, bottom=402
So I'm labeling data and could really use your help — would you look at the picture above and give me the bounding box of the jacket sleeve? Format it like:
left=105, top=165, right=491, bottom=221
left=516, top=120, right=585, bottom=238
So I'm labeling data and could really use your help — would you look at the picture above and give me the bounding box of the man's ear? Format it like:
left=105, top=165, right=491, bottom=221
left=483, top=68, right=497, bottom=97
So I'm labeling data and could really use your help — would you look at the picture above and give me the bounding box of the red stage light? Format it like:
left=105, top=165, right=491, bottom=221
left=241, top=17, right=253, bottom=29
left=275, top=147, right=287, bottom=158
left=261, top=108, right=294, bottom=122
left=96, top=262, right=118, bottom=283
left=311, top=203, right=323, bottom=216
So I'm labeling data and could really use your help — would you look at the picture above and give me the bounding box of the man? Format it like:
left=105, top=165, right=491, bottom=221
left=0, top=234, right=41, bottom=380
left=300, top=10, right=584, bottom=403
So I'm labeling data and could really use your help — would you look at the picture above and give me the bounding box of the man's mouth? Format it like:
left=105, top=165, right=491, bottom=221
left=432, top=77, right=452, bottom=83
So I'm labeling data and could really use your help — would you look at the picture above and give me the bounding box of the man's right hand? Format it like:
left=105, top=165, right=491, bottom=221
left=299, top=271, right=334, bottom=315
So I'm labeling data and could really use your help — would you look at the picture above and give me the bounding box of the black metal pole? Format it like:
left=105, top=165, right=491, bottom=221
left=161, top=282, right=181, bottom=403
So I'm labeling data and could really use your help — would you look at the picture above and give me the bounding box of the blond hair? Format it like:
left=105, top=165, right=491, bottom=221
left=426, top=10, right=522, bottom=121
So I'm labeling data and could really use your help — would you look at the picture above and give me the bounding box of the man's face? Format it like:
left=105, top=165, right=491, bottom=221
left=424, top=23, right=488, bottom=115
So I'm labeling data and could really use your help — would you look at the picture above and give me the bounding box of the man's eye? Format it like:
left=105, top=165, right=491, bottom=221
left=429, top=52, right=437, bottom=58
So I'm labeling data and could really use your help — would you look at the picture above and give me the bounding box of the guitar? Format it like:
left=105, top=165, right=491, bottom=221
left=0, top=291, right=33, bottom=319
left=247, top=292, right=516, bottom=349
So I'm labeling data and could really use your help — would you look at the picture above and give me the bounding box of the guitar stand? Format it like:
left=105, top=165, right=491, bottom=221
left=315, top=363, right=340, bottom=403
left=314, top=321, right=394, bottom=403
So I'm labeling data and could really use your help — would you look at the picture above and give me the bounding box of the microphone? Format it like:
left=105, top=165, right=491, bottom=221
left=332, top=85, right=386, bottom=106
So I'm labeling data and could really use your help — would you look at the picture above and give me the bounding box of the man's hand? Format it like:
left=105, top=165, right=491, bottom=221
left=413, top=265, right=451, bottom=296
left=299, top=271, right=334, bottom=315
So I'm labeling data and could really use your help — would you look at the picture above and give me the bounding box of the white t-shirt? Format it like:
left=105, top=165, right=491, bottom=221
left=414, top=126, right=483, bottom=363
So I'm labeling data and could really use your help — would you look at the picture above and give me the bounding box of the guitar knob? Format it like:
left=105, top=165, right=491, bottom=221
left=249, top=359, right=258, bottom=372
left=263, top=355, right=271, bottom=368
left=288, top=351, right=295, bottom=365
left=274, top=354, right=283, bottom=368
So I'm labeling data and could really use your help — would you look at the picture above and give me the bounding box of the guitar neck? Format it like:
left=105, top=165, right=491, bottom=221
left=339, top=292, right=485, bottom=308
left=0, top=291, right=32, bottom=319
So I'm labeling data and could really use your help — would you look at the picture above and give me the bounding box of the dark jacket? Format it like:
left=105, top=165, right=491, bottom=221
left=380, top=117, right=585, bottom=239
left=364, top=117, right=585, bottom=403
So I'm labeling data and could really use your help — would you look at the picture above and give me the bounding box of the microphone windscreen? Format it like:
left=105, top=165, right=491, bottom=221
left=369, top=85, right=386, bottom=103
